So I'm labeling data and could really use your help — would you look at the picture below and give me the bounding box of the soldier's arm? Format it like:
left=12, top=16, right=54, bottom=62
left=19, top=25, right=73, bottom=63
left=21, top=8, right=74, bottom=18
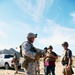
left=35, top=48, right=45, bottom=55
left=44, top=55, right=49, bottom=59
left=22, top=42, right=36, bottom=59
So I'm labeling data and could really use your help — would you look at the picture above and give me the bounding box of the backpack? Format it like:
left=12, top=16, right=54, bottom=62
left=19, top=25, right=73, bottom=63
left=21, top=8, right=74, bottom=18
left=20, top=45, right=23, bottom=57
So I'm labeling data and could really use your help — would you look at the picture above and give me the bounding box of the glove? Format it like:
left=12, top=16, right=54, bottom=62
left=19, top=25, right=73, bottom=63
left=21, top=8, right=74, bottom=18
left=35, top=53, right=40, bottom=60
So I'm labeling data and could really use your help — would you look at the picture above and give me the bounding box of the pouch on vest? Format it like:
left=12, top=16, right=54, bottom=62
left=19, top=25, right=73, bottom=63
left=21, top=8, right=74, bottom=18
left=21, top=59, right=28, bottom=69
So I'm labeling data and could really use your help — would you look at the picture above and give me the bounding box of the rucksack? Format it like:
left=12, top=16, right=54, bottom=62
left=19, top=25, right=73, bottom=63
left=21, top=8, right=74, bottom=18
left=20, top=45, right=23, bottom=57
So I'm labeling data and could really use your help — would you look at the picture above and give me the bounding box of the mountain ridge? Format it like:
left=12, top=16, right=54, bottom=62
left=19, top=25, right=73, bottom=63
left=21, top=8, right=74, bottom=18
left=0, top=48, right=20, bottom=57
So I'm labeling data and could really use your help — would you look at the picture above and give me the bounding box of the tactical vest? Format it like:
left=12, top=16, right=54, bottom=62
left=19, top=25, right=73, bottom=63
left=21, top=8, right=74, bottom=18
left=23, top=41, right=37, bottom=60
left=29, top=42, right=37, bottom=53
left=21, top=41, right=37, bottom=68
left=13, top=56, right=19, bottom=63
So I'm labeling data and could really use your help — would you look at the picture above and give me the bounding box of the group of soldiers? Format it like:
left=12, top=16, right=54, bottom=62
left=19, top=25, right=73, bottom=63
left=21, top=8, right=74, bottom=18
left=13, top=32, right=74, bottom=75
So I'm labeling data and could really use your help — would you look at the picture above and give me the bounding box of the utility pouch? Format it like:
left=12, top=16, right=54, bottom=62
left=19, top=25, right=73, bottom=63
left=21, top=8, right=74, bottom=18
left=21, top=59, right=28, bottom=69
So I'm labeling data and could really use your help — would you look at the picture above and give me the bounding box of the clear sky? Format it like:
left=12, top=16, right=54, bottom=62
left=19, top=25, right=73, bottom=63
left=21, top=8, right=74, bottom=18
left=0, top=0, right=75, bottom=55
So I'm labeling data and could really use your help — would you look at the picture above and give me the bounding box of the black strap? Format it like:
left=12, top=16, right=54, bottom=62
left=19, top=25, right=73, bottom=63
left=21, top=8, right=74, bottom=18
left=21, top=41, right=37, bottom=53
left=65, top=50, right=69, bottom=65
left=27, top=41, right=37, bottom=53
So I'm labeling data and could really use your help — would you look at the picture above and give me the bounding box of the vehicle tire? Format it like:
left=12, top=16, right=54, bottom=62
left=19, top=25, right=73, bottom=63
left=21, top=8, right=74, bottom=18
left=5, top=63, right=9, bottom=70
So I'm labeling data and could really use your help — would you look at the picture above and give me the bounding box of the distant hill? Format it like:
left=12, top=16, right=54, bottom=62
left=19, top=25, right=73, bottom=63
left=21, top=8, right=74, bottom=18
left=0, top=48, right=20, bottom=57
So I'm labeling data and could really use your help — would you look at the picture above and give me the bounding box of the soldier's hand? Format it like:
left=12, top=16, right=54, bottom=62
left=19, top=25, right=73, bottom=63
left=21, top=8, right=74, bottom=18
left=35, top=53, right=40, bottom=60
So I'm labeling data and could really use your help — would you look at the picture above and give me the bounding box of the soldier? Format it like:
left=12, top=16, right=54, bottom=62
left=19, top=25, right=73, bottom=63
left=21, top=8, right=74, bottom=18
left=44, top=45, right=58, bottom=75
left=21, top=32, right=44, bottom=75
left=61, top=42, right=74, bottom=75
left=13, top=53, right=19, bottom=74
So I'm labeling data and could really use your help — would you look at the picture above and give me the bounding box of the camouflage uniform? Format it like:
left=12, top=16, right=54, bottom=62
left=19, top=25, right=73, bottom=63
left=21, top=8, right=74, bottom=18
left=35, top=60, right=40, bottom=75
left=13, top=54, right=19, bottom=74
left=22, top=41, right=43, bottom=75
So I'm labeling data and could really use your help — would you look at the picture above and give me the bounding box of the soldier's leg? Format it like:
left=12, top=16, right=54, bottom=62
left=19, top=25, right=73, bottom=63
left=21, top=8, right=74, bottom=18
left=14, top=63, right=18, bottom=74
left=24, top=62, right=36, bottom=75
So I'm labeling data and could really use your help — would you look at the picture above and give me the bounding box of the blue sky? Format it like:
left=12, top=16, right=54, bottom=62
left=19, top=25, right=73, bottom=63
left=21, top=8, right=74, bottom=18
left=0, top=0, right=75, bottom=55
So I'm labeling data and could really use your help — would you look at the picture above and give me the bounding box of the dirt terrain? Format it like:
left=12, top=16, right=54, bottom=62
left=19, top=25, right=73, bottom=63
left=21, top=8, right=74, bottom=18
left=0, top=58, right=75, bottom=75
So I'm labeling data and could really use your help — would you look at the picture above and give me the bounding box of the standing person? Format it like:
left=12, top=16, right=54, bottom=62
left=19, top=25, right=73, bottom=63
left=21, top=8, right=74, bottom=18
left=21, top=32, right=44, bottom=75
left=44, top=45, right=58, bottom=75
left=13, top=53, right=19, bottom=74
left=44, top=47, right=48, bottom=54
left=43, top=47, right=48, bottom=72
left=61, top=42, right=74, bottom=75
left=44, top=47, right=48, bottom=64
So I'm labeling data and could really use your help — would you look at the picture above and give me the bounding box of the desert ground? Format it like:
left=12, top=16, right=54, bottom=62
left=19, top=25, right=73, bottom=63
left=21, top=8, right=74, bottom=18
left=0, top=57, right=75, bottom=75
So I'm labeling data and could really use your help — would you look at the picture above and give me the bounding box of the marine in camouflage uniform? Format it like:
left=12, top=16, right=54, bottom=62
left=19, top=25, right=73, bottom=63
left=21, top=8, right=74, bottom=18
left=13, top=53, right=19, bottom=74
left=21, top=33, right=44, bottom=75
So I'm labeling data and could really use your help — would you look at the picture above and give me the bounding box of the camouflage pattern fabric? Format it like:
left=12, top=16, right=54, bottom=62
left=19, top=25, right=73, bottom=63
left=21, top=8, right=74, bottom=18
left=21, top=41, right=44, bottom=75
left=24, top=62, right=36, bottom=75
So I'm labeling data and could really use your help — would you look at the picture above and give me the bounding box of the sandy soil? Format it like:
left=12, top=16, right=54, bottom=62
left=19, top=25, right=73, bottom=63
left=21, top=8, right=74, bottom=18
left=40, top=62, right=75, bottom=75
left=0, top=62, right=75, bottom=75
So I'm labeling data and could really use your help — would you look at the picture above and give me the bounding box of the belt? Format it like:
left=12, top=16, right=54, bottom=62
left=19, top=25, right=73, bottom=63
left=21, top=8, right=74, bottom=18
left=27, top=59, right=35, bottom=62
